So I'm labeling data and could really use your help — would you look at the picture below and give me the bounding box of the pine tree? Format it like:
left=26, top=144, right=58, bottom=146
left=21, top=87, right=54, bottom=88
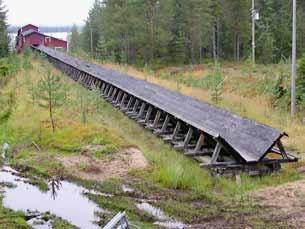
left=35, top=68, right=67, bottom=132
left=96, top=35, right=108, bottom=61
left=169, top=0, right=187, bottom=64
left=210, top=63, right=223, bottom=104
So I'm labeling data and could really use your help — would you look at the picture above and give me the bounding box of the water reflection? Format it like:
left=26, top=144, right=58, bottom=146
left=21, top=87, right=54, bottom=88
left=49, top=178, right=62, bottom=200
left=0, top=166, right=101, bottom=229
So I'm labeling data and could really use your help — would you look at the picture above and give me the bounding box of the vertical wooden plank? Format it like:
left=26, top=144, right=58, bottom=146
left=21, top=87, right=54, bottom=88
left=172, top=121, right=181, bottom=140
left=153, top=110, right=162, bottom=128
left=161, top=114, right=170, bottom=133
left=101, top=83, right=106, bottom=93
left=107, top=86, right=114, bottom=97
left=211, top=142, right=222, bottom=164
left=183, top=127, right=193, bottom=148
left=120, top=93, right=127, bottom=107
left=115, top=91, right=123, bottom=103
left=132, top=99, right=139, bottom=113
left=194, top=133, right=205, bottom=153
left=126, top=97, right=134, bottom=109
left=277, top=140, right=289, bottom=159
left=104, top=84, right=110, bottom=96
left=111, top=88, right=118, bottom=100
left=138, top=102, right=146, bottom=118
left=145, top=106, right=153, bottom=122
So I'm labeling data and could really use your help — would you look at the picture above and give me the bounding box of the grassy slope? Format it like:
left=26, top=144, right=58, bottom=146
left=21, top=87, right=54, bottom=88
left=0, top=54, right=302, bottom=227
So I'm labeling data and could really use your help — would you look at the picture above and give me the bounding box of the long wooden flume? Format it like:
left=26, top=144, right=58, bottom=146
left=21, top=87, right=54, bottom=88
left=32, top=45, right=298, bottom=176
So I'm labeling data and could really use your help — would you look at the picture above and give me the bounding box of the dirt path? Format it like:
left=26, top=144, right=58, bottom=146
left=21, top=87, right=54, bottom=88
left=254, top=178, right=305, bottom=228
left=58, top=147, right=148, bottom=182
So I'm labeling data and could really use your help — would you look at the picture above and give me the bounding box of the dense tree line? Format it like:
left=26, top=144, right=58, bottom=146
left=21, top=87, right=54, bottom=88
left=72, top=0, right=305, bottom=67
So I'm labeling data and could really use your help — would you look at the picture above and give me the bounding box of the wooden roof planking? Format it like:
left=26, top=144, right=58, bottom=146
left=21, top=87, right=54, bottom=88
left=35, top=45, right=297, bottom=165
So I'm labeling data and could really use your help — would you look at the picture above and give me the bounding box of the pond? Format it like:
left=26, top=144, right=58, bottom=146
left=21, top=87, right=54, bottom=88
left=0, top=165, right=101, bottom=229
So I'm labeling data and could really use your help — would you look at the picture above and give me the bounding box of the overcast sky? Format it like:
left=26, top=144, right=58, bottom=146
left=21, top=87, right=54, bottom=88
left=4, top=0, right=95, bottom=26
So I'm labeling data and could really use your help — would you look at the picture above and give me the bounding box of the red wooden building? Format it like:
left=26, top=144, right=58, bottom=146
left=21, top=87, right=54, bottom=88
left=16, top=24, right=67, bottom=53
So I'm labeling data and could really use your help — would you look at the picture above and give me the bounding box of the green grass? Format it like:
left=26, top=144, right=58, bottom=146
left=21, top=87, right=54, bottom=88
left=0, top=197, right=29, bottom=229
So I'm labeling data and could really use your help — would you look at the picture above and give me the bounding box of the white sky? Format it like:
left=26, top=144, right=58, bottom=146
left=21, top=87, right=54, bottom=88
left=4, top=0, right=95, bottom=26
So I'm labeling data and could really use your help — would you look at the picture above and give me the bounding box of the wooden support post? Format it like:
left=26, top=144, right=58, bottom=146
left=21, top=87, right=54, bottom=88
left=126, top=97, right=134, bottom=109
left=161, top=115, right=170, bottom=133
left=115, top=91, right=123, bottom=103
left=132, top=99, right=140, bottom=113
left=145, top=106, right=153, bottom=122
left=92, top=78, right=97, bottom=88
left=138, top=102, right=146, bottom=118
left=80, top=73, right=85, bottom=83
left=85, top=75, right=90, bottom=85
left=111, top=88, right=118, bottom=100
left=194, top=133, right=205, bottom=153
left=183, top=127, right=193, bottom=148
left=277, top=140, right=289, bottom=159
left=172, top=121, right=181, bottom=140
left=89, top=77, right=94, bottom=88
left=83, top=75, right=88, bottom=85
left=211, top=142, right=222, bottom=164
left=120, top=93, right=127, bottom=107
left=153, top=110, right=162, bottom=128
left=87, top=77, right=92, bottom=88
left=101, top=83, right=106, bottom=94
left=104, top=84, right=110, bottom=96
left=107, top=86, right=114, bottom=97
left=98, top=80, right=103, bottom=89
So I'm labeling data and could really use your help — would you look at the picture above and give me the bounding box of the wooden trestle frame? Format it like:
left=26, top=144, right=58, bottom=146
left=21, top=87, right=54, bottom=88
left=33, top=46, right=298, bottom=176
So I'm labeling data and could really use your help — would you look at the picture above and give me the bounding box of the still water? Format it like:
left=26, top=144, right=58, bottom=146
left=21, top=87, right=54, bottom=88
left=0, top=166, right=101, bottom=229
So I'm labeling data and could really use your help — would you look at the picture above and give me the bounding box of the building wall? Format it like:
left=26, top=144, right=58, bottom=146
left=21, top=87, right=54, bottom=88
left=44, top=37, right=67, bottom=49
left=25, top=33, right=44, bottom=46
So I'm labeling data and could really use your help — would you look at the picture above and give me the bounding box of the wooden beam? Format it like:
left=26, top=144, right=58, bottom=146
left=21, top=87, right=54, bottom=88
left=145, top=106, right=153, bottom=122
left=172, top=121, right=181, bottom=140
left=183, top=127, right=193, bottom=148
left=107, top=86, right=114, bottom=97
left=104, top=84, right=110, bottom=95
left=120, top=93, right=128, bottom=108
left=194, top=133, right=205, bottom=154
left=153, top=110, right=162, bottom=128
left=132, top=99, right=140, bottom=113
left=126, top=96, right=134, bottom=109
left=138, top=102, right=146, bottom=118
left=111, top=88, right=118, bottom=100
left=115, top=91, right=123, bottom=103
left=211, top=142, right=222, bottom=164
left=277, top=140, right=289, bottom=159
left=101, top=82, right=106, bottom=92
left=161, top=114, right=170, bottom=133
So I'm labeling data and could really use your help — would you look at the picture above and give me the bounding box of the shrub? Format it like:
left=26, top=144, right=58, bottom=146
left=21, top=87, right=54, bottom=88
left=210, top=63, right=224, bottom=104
